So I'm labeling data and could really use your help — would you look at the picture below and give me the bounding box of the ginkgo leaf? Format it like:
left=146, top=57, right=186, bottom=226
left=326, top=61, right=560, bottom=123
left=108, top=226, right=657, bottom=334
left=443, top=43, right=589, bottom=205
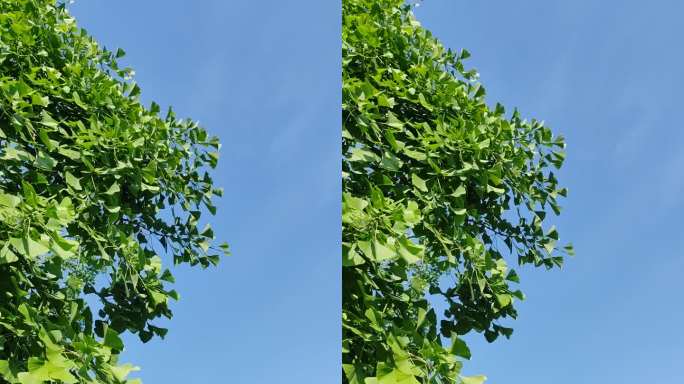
left=10, top=237, right=50, bottom=259
left=64, top=171, right=82, bottom=190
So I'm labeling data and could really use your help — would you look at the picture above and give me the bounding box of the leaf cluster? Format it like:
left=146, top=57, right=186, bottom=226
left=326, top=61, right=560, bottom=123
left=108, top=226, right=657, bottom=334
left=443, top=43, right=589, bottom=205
left=0, top=1, right=227, bottom=383
left=342, top=1, right=572, bottom=383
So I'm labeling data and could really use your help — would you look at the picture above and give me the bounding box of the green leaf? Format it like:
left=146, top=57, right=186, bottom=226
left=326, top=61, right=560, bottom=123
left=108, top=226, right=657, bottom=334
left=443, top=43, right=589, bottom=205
left=72, top=92, right=87, bottom=110
left=64, top=171, right=82, bottom=190
left=21, top=181, right=38, bottom=207
left=462, top=375, right=487, bottom=384
left=40, top=111, right=59, bottom=128
left=372, top=239, right=395, bottom=262
left=403, top=148, right=426, bottom=161
left=104, top=204, right=120, bottom=213
left=10, top=237, right=50, bottom=259
left=56, top=197, right=75, bottom=221
left=345, top=194, right=369, bottom=211
left=486, top=184, right=505, bottom=195
left=343, top=364, right=366, bottom=384
left=104, top=182, right=120, bottom=195
left=38, top=129, right=56, bottom=151
left=450, top=336, right=471, bottom=359
left=149, top=290, right=167, bottom=306
left=564, top=244, right=575, bottom=256
left=542, top=239, right=556, bottom=254
left=350, top=147, right=380, bottom=163
left=505, top=269, right=520, bottom=283
left=31, top=94, right=50, bottom=107
left=343, top=244, right=366, bottom=267
left=397, top=237, right=423, bottom=264
left=385, top=112, right=404, bottom=129
left=58, top=147, right=80, bottom=160
left=452, top=208, right=467, bottom=216
left=417, top=93, right=432, bottom=110
left=452, top=185, right=466, bottom=198
left=0, top=193, right=21, bottom=208
left=0, top=360, right=11, bottom=378
left=402, top=200, right=421, bottom=226
left=376, top=367, right=420, bottom=384
left=104, top=328, right=124, bottom=351
left=2, top=146, right=33, bottom=162
left=36, top=151, right=57, bottom=171
left=141, top=183, right=160, bottom=192
left=411, top=174, right=428, bottom=192
left=381, top=151, right=403, bottom=171
left=111, top=364, right=140, bottom=382
left=357, top=240, right=394, bottom=262
left=0, top=243, right=18, bottom=264
left=377, top=94, right=395, bottom=108
left=495, top=294, right=512, bottom=308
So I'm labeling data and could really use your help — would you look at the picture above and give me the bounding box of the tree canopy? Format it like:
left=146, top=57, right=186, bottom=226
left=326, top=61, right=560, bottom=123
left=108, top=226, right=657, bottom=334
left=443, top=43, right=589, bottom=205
left=342, top=0, right=572, bottom=383
left=0, top=1, right=227, bottom=383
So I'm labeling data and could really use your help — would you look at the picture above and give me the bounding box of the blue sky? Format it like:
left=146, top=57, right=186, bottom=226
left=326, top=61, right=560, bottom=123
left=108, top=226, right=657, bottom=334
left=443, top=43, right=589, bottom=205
left=68, top=1, right=684, bottom=383
left=415, top=1, right=684, bottom=383
left=70, top=1, right=340, bottom=383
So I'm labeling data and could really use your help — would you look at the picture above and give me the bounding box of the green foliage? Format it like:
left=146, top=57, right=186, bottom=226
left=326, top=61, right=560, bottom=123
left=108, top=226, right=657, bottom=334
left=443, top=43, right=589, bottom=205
left=342, top=0, right=572, bottom=382
left=0, top=0, right=227, bottom=382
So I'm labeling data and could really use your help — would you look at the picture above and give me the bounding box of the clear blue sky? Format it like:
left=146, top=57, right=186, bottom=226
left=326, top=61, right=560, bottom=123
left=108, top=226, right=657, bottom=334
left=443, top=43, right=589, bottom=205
left=69, top=1, right=684, bottom=383
left=414, top=1, right=684, bottom=383
left=70, top=1, right=340, bottom=383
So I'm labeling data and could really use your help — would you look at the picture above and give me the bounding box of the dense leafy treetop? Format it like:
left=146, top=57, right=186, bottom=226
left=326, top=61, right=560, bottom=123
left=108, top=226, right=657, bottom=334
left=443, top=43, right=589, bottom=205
left=342, top=0, right=572, bottom=383
left=0, top=1, right=227, bottom=383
